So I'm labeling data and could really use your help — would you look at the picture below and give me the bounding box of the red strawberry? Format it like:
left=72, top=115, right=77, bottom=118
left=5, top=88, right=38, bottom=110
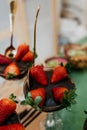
left=0, top=98, right=16, bottom=125
left=15, top=43, right=29, bottom=61
left=30, top=88, right=46, bottom=106
left=22, top=51, right=34, bottom=62
left=4, top=62, right=20, bottom=78
left=0, top=124, right=25, bottom=130
left=52, top=87, right=69, bottom=102
left=0, top=54, right=12, bottom=64
left=29, top=65, right=47, bottom=86
left=21, top=88, right=46, bottom=108
left=51, top=66, right=68, bottom=83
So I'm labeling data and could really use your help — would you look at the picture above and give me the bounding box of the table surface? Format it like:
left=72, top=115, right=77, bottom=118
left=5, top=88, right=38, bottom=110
left=55, top=68, right=87, bottom=130
left=0, top=68, right=87, bottom=130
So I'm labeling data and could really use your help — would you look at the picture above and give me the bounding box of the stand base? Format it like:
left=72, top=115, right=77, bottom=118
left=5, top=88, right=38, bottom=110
left=40, top=113, right=63, bottom=130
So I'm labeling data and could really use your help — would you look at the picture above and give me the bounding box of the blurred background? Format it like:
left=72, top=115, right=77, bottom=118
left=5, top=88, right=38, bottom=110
left=0, top=0, right=87, bottom=63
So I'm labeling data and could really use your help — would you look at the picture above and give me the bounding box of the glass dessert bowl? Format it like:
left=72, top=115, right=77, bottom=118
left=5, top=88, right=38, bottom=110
left=22, top=64, right=77, bottom=129
left=23, top=65, right=76, bottom=112
left=44, top=56, right=68, bottom=69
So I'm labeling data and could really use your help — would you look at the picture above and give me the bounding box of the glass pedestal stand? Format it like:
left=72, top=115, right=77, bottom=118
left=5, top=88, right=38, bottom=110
left=40, top=112, right=63, bottom=130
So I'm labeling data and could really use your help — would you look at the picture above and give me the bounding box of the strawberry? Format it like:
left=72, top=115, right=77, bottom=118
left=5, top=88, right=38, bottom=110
left=15, top=43, right=29, bottom=61
left=22, top=51, right=34, bottom=62
left=0, top=124, right=25, bottom=130
left=4, top=62, right=20, bottom=78
left=30, top=88, right=46, bottom=106
left=0, top=54, right=12, bottom=65
left=21, top=88, right=46, bottom=109
left=29, top=65, right=47, bottom=86
left=51, top=66, right=68, bottom=83
left=52, top=86, right=69, bottom=102
left=0, top=94, right=17, bottom=125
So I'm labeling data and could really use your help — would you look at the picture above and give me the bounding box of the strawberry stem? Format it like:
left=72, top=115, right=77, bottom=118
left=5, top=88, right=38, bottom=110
left=60, top=62, right=72, bottom=73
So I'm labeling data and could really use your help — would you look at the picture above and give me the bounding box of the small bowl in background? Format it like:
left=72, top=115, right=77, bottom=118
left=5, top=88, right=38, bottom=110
left=44, top=56, right=68, bottom=69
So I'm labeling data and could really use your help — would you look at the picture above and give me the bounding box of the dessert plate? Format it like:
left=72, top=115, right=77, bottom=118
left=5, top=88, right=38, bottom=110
left=23, top=69, right=75, bottom=112
left=0, top=61, right=28, bottom=80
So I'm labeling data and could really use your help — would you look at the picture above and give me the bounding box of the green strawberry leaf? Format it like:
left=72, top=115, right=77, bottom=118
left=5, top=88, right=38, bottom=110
left=33, top=105, right=41, bottom=111
left=21, top=100, right=28, bottom=105
left=6, top=73, right=16, bottom=79
left=20, top=93, right=42, bottom=111
left=34, top=96, right=42, bottom=105
left=65, top=62, right=72, bottom=73
left=62, top=88, right=77, bottom=108
left=60, top=61, right=72, bottom=73
left=10, top=93, right=16, bottom=99
left=21, top=97, right=34, bottom=106
left=25, top=92, right=31, bottom=99
left=26, top=94, right=34, bottom=105
left=9, top=93, right=19, bottom=103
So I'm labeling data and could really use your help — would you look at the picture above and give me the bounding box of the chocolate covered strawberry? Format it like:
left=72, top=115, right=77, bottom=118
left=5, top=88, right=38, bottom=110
left=21, top=88, right=46, bottom=109
left=22, top=51, right=34, bottom=62
left=51, top=66, right=68, bottom=83
left=0, top=124, right=25, bottom=130
left=0, top=94, right=17, bottom=125
left=52, top=87, right=69, bottom=102
left=15, top=43, right=29, bottom=61
left=0, top=54, right=12, bottom=65
left=29, top=65, right=47, bottom=86
left=4, top=62, right=20, bottom=78
left=52, top=86, right=77, bottom=107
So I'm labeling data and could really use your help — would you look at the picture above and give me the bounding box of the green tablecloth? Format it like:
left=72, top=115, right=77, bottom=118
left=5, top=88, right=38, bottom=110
left=54, top=69, right=87, bottom=130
